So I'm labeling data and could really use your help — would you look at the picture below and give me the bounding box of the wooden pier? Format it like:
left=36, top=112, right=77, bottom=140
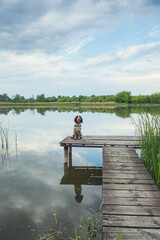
left=59, top=136, right=160, bottom=239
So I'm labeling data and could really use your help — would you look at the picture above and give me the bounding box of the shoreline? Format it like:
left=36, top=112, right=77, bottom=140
left=0, top=102, right=159, bottom=109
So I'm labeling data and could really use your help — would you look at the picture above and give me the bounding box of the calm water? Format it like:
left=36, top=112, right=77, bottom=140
left=0, top=107, right=159, bottom=240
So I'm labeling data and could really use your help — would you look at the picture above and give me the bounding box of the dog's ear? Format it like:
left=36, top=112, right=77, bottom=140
left=74, top=115, right=78, bottom=123
left=79, top=116, right=83, bottom=123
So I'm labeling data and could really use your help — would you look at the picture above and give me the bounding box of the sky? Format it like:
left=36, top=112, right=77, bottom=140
left=0, top=0, right=160, bottom=98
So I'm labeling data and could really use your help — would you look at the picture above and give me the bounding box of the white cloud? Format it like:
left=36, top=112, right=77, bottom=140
left=116, top=42, right=160, bottom=59
left=0, top=0, right=160, bottom=95
left=149, top=26, right=160, bottom=38
left=86, top=53, right=113, bottom=65
left=65, top=36, right=94, bottom=54
left=0, top=0, right=159, bottom=52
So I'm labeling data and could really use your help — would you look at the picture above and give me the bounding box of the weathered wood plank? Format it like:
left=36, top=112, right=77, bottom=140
left=103, top=163, right=147, bottom=171
left=103, top=228, right=160, bottom=240
left=61, top=140, right=139, bottom=145
left=103, top=170, right=148, bottom=175
left=103, top=205, right=160, bottom=216
left=102, top=196, right=160, bottom=206
left=103, top=215, right=160, bottom=228
left=81, top=135, right=139, bottom=139
left=103, top=161, right=145, bottom=167
left=60, top=135, right=139, bottom=141
left=103, top=189, right=160, bottom=198
left=103, top=184, right=158, bottom=191
left=103, top=147, right=138, bottom=152
left=103, top=178, right=155, bottom=184
left=103, top=154, right=142, bottom=161
left=60, top=137, right=140, bottom=148
left=103, top=173, right=153, bottom=179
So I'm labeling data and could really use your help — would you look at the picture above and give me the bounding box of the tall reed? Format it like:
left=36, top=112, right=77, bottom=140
left=132, top=113, right=160, bottom=188
left=0, top=123, right=18, bottom=168
left=0, top=124, right=9, bottom=150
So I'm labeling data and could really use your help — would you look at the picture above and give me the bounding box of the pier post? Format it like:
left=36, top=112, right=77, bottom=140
left=68, top=145, right=72, bottom=168
left=64, top=146, right=68, bottom=164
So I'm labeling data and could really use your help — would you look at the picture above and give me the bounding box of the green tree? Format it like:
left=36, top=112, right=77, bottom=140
left=36, top=94, right=46, bottom=102
left=12, top=94, right=25, bottom=102
left=115, top=91, right=131, bottom=103
left=0, top=93, right=11, bottom=102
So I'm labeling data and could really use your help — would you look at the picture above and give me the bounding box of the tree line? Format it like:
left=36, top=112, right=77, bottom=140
left=0, top=91, right=160, bottom=104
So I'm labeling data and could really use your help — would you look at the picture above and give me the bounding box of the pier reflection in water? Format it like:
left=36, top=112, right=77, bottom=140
left=61, top=151, right=102, bottom=203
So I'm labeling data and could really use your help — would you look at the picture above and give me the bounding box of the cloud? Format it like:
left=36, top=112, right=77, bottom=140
left=0, top=0, right=159, bottom=96
left=65, top=36, right=94, bottom=54
left=0, top=39, right=160, bottom=96
left=149, top=26, right=160, bottom=38
left=116, top=42, right=160, bottom=59
left=0, top=0, right=160, bottom=53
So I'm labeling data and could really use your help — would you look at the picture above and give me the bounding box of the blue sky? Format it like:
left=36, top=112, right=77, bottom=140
left=0, top=0, right=160, bottom=98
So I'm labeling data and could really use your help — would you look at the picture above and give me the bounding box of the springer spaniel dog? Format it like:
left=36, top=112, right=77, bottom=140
left=71, top=115, right=83, bottom=140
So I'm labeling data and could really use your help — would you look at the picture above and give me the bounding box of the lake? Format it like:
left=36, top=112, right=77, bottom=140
left=0, top=106, right=159, bottom=240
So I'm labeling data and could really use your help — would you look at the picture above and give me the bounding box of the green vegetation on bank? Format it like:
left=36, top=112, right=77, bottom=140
left=38, top=209, right=121, bottom=240
left=133, top=114, right=160, bottom=189
left=0, top=91, right=160, bottom=104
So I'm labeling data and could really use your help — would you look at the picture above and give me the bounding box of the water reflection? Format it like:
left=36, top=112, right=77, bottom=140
left=0, top=105, right=159, bottom=118
left=0, top=106, right=158, bottom=240
left=0, top=149, right=102, bottom=240
left=61, top=163, right=102, bottom=203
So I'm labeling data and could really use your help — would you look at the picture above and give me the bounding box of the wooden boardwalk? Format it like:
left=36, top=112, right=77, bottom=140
left=60, top=135, right=140, bottom=148
left=102, top=146, right=160, bottom=240
left=60, top=136, right=160, bottom=239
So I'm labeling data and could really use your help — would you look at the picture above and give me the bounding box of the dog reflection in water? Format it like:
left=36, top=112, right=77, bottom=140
left=71, top=115, right=83, bottom=140
left=74, top=184, right=83, bottom=203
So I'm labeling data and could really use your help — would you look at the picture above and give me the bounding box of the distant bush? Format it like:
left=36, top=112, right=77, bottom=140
left=0, top=92, right=159, bottom=104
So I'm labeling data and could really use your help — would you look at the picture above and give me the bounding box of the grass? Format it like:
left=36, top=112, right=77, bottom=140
left=0, top=123, right=9, bottom=150
left=0, top=101, right=159, bottom=109
left=0, top=122, right=18, bottom=168
left=132, top=113, right=160, bottom=189
left=38, top=206, right=122, bottom=240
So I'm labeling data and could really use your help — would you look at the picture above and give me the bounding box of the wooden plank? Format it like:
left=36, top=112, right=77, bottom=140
left=103, top=162, right=146, bottom=169
left=103, top=184, right=158, bottom=191
left=102, top=196, right=160, bottom=206
left=103, top=170, right=148, bottom=174
left=103, top=166, right=147, bottom=171
left=103, top=161, right=145, bottom=167
left=60, top=137, right=140, bottom=146
left=60, top=135, right=139, bottom=141
left=103, top=153, right=139, bottom=158
left=103, top=227, right=160, bottom=233
left=103, top=151, right=139, bottom=157
left=103, top=167, right=147, bottom=172
left=103, top=189, right=160, bottom=198
left=103, top=228, right=160, bottom=240
left=103, top=233, right=156, bottom=240
left=103, top=173, right=153, bottom=179
left=103, top=156, right=141, bottom=161
left=103, top=147, right=138, bottom=152
left=103, top=205, right=160, bottom=216
left=103, top=215, right=160, bottom=228
left=81, top=135, right=139, bottom=140
left=60, top=138, right=139, bottom=143
left=103, top=178, right=155, bottom=184
left=61, top=139, right=139, bottom=145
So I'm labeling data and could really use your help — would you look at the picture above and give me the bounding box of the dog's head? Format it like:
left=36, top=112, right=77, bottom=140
left=74, top=115, right=83, bottom=124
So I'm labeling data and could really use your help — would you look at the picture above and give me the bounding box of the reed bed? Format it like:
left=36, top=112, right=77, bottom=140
left=0, top=123, right=9, bottom=150
left=0, top=123, right=18, bottom=168
left=132, top=113, right=160, bottom=189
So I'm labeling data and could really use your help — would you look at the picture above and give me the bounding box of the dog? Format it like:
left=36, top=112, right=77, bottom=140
left=71, top=115, right=83, bottom=140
